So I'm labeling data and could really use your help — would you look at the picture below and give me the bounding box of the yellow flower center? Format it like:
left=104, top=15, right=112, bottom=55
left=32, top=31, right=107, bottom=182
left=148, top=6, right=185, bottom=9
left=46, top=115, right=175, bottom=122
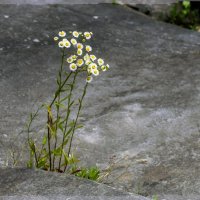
left=77, top=44, right=82, bottom=49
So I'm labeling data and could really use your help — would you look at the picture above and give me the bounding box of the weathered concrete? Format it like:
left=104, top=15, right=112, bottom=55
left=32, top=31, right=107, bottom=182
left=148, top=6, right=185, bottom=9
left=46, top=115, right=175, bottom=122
left=0, top=168, right=149, bottom=200
left=0, top=3, right=200, bottom=200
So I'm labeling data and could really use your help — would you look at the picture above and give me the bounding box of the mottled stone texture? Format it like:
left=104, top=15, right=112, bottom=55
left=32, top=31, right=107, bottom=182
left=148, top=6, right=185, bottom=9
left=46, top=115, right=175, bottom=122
left=0, top=0, right=111, bottom=4
left=0, top=168, right=149, bottom=200
left=0, top=0, right=177, bottom=4
left=0, top=3, right=200, bottom=200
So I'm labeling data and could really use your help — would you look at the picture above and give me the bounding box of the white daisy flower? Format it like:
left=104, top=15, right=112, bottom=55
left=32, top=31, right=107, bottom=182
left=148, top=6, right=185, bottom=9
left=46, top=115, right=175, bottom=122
left=64, top=40, right=71, bottom=48
left=59, top=31, right=66, bottom=37
left=106, top=64, right=110, bottom=70
left=92, top=69, right=99, bottom=76
left=101, top=65, right=106, bottom=71
left=72, top=55, right=78, bottom=61
left=77, top=49, right=83, bottom=56
left=77, top=43, right=83, bottom=49
left=89, top=63, right=97, bottom=70
left=85, top=59, right=91, bottom=65
left=58, top=41, right=64, bottom=48
left=86, top=45, right=92, bottom=52
left=90, top=55, right=96, bottom=61
left=77, top=59, right=84, bottom=67
left=71, top=38, right=77, bottom=45
left=67, top=56, right=73, bottom=63
left=54, top=36, right=59, bottom=41
left=86, top=76, right=93, bottom=83
left=73, top=31, right=79, bottom=38
left=84, top=32, right=91, bottom=40
left=84, top=54, right=90, bottom=61
left=69, top=63, right=77, bottom=71
left=97, top=58, right=104, bottom=66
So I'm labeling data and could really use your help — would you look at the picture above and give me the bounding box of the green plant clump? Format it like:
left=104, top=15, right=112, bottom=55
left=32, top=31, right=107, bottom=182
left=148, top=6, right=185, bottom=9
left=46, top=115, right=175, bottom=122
left=26, top=30, right=109, bottom=177
left=71, top=166, right=100, bottom=181
left=166, top=0, right=200, bottom=30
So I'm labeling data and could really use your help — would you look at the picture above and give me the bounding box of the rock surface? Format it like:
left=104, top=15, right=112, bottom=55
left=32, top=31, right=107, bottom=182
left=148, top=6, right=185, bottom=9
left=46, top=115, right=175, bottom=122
left=0, top=0, right=177, bottom=4
left=0, top=0, right=112, bottom=4
left=0, top=167, right=149, bottom=200
left=0, top=3, right=200, bottom=200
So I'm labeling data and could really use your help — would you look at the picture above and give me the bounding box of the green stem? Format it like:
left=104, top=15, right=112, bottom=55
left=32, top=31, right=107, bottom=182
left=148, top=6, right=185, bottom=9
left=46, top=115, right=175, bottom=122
left=52, top=49, right=65, bottom=170
left=47, top=111, right=52, bottom=170
left=49, top=72, right=72, bottom=108
left=33, top=143, right=39, bottom=167
left=46, top=68, right=72, bottom=171
left=46, top=70, right=72, bottom=168
left=27, top=106, right=42, bottom=168
left=46, top=52, right=71, bottom=171
left=64, top=82, right=88, bottom=172
left=27, top=106, right=42, bottom=143
left=58, top=71, right=78, bottom=170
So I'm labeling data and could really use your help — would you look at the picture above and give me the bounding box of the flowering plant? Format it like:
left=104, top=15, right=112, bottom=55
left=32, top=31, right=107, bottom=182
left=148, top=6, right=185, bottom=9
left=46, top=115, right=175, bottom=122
left=26, top=31, right=109, bottom=174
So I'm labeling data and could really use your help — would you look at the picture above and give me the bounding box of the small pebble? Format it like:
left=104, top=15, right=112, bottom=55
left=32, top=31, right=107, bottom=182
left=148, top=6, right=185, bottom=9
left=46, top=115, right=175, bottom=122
left=33, top=38, right=40, bottom=43
left=33, top=19, right=37, bottom=23
left=4, top=15, right=9, bottom=18
left=0, top=48, right=3, bottom=51
left=93, top=16, right=99, bottom=19
left=72, top=23, right=76, bottom=26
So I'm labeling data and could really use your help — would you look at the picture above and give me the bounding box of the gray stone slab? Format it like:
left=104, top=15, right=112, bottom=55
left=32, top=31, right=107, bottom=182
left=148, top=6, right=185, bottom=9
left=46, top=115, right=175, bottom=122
left=0, top=0, right=112, bottom=4
left=0, top=0, right=177, bottom=5
left=0, top=3, right=200, bottom=199
left=160, top=194, right=200, bottom=200
left=0, top=167, right=149, bottom=200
